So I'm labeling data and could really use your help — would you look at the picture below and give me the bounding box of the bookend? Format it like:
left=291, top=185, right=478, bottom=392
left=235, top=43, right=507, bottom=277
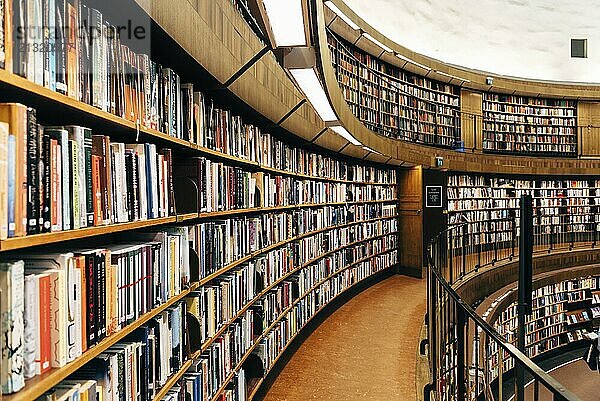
left=188, top=247, right=200, bottom=283
left=173, top=176, right=199, bottom=214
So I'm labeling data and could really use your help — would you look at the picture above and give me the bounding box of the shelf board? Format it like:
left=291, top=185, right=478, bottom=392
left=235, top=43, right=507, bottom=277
left=4, top=283, right=199, bottom=401
left=0, top=216, right=178, bottom=251
left=0, top=202, right=397, bottom=252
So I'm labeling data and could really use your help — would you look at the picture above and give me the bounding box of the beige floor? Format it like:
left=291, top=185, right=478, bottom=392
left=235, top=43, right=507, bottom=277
left=523, top=359, right=600, bottom=401
left=261, top=274, right=426, bottom=401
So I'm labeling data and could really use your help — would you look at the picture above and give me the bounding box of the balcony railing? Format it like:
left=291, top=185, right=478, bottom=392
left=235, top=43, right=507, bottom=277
left=426, top=216, right=584, bottom=401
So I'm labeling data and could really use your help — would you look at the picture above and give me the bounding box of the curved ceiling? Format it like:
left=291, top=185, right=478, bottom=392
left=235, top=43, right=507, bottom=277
left=343, top=0, right=600, bottom=84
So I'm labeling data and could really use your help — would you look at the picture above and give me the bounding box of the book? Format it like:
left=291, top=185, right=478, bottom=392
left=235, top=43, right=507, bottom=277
left=0, top=104, right=28, bottom=238
left=0, top=260, right=25, bottom=394
left=23, top=274, right=37, bottom=379
left=0, top=121, right=8, bottom=239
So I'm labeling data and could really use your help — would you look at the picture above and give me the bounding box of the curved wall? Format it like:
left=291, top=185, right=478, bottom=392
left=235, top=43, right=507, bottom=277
left=343, top=0, right=600, bottom=84
left=316, top=0, right=600, bottom=174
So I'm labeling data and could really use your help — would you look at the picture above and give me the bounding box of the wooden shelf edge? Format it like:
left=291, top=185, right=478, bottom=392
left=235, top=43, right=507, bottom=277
left=0, top=203, right=398, bottom=252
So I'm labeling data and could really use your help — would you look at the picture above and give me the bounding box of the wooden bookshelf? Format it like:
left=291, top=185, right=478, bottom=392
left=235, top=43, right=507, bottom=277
left=447, top=173, right=600, bottom=253
left=150, top=243, right=399, bottom=400
left=0, top=1, right=404, bottom=400
left=0, top=201, right=398, bottom=252
left=326, top=32, right=461, bottom=148
left=485, top=275, right=600, bottom=378
left=3, top=283, right=200, bottom=401
left=482, top=94, right=578, bottom=156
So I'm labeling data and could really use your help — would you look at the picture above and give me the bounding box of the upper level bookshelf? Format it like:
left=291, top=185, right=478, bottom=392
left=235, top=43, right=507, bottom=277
left=482, top=94, right=578, bottom=156
left=326, top=31, right=462, bottom=148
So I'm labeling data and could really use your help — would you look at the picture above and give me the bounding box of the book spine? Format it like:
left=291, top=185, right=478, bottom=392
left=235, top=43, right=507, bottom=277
left=0, top=0, right=5, bottom=70
left=50, top=139, right=58, bottom=232
left=70, top=140, right=80, bottom=229
left=60, top=130, right=71, bottom=230
left=6, top=131, right=14, bottom=237
left=91, top=155, right=102, bottom=226
left=76, top=128, right=86, bottom=228
left=0, top=261, right=25, bottom=393
left=0, top=122, right=7, bottom=239
left=55, top=0, right=67, bottom=94
left=26, top=111, right=39, bottom=234
left=14, top=105, right=27, bottom=237
left=47, top=0, right=55, bottom=91
left=98, top=251, right=106, bottom=340
left=41, top=134, right=51, bottom=232
left=38, top=274, right=51, bottom=374
left=131, top=152, right=139, bottom=220
left=66, top=1, right=78, bottom=99
left=85, top=254, right=96, bottom=347
left=23, top=274, right=36, bottom=379
left=84, top=128, right=94, bottom=225
left=76, top=257, right=87, bottom=353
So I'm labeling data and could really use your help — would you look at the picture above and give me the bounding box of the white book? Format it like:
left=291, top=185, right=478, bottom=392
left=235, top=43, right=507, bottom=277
left=157, top=154, right=165, bottom=217
left=58, top=129, right=71, bottom=231
left=0, top=260, right=25, bottom=393
left=71, top=268, right=82, bottom=359
left=67, top=126, right=88, bottom=228
left=23, top=274, right=38, bottom=379
left=147, top=144, right=158, bottom=218
left=118, top=143, right=128, bottom=222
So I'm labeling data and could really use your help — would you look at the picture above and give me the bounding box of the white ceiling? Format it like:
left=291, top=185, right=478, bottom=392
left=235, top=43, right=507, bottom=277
left=342, top=0, right=600, bottom=83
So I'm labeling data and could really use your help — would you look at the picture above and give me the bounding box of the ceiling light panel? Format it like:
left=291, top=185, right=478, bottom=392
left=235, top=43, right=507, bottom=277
left=289, top=68, right=338, bottom=122
left=262, top=0, right=307, bottom=47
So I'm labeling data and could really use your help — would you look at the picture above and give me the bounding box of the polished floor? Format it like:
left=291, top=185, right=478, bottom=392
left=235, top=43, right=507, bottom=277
left=262, top=274, right=426, bottom=401
left=523, top=359, right=600, bottom=401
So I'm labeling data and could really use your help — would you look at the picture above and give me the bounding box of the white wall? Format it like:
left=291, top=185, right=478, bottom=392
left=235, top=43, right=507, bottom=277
left=343, top=0, right=600, bottom=83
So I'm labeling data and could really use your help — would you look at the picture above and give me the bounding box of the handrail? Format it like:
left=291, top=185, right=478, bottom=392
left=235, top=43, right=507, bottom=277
left=426, top=216, right=582, bottom=401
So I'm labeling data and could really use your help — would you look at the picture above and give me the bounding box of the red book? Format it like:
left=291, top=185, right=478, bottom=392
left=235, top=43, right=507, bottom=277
left=37, top=273, right=52, bottom=374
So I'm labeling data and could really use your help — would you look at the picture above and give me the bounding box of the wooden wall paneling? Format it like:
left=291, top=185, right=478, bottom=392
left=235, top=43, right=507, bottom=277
left=229, top=53, right=306, bottom=125
left=364, top=152, right=391, bottom=164
left=313, top=129, right=348, bottom=150
left=578, top=102, right=600, bottom=157
left=138, top=0, right=261, bottom=84
left=279, top=103, right=327, bottom=142
left=460, top=89, right=483, bottom=151
left=455, top=249, right=600, bottom=305
left=341, top=144, right=369, bottom=159
left=398, top=167, right=424, bottom=277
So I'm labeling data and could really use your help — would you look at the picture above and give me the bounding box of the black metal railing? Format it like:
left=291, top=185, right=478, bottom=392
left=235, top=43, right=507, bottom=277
left=427, top=217, right=583, bottom=401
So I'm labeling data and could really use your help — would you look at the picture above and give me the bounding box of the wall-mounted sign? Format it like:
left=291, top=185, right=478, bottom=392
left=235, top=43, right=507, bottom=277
left=426, top=186, right=443, bottom=208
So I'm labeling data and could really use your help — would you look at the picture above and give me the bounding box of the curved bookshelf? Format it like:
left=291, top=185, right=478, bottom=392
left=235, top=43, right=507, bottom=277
left=482, top=274, right=600, bottom=380
left=2, top=283, right=200, bottom=401
left=327, top=30, right=462, bottom=148
left=0, top=3, right=401, bottom=400
left=315, top=0, right=600, bottom=174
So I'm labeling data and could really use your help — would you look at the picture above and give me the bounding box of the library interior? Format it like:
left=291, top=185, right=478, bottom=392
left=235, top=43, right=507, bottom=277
left=1, top=0, right=600, bottom=400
